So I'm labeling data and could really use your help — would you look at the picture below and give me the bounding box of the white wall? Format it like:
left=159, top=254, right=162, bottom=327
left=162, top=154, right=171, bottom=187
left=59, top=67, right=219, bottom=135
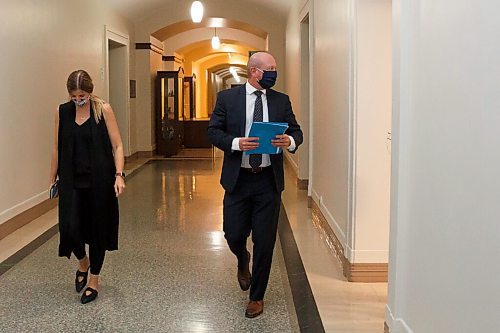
left=285, top=0, right=309, bottom=179
left=351, top=0, right=392, bottom=263
left=134, top=37, right=163, bottom=153
left=311, top=0, right=352, bottom=243
left=0, top=1, right=134, bottom=225
left=387, top=1, right=500, bottom=331
left=108, top=39, right=130, bottom=155
left=285, top=0, right=392, bottom=264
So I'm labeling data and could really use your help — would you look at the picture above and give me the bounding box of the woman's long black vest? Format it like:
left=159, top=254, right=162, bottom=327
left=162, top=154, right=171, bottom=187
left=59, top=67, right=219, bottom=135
left=57, top=101, right=119, bottom=257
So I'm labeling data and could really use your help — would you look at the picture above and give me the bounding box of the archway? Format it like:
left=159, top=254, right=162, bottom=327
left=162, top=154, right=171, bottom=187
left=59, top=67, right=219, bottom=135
left=145, top=17, right=267, bottom=152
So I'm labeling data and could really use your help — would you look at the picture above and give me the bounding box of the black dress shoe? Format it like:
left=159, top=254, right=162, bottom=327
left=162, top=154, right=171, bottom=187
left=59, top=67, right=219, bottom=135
left=238, top=250, right=252, bottom=291
left=81, top=287, right=98, bottom=304
left=75, top=269, right=89, bottom=293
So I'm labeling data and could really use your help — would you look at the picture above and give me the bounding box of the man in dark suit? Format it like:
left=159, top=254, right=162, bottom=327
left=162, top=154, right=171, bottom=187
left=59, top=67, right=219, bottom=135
left=208, top=51, right=303, bottom=318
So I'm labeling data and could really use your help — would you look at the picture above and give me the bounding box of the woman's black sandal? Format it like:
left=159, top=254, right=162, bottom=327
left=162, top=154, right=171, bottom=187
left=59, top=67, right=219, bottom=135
left=75, top=269, right=89, bottom=293
left=81, top=287, right=98, bottom=304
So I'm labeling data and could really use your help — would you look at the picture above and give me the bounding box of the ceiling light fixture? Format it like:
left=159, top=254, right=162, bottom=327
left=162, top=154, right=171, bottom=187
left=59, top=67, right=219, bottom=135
left=211, top=27, right=220, bottom=49
left=229, top=67, right=241, bottom=83
left=191, top=1, right=203, bottom=23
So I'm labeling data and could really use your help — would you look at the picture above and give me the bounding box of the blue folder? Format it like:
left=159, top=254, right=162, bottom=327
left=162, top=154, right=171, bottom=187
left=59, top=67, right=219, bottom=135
left=244, top=122, right=289, bottom=155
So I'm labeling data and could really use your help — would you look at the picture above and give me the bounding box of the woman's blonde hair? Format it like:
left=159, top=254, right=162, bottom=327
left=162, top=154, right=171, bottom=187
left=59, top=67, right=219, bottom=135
left=67, top=70, right=105, bottom=123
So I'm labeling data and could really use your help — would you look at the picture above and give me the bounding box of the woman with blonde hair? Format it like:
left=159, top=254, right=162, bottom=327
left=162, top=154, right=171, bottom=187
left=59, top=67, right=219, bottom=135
left=50, top=69, right=125, bottom=304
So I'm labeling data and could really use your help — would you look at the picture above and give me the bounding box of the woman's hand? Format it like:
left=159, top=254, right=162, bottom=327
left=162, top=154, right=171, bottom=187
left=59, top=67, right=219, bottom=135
left=114, top=176, right=126, bottom=197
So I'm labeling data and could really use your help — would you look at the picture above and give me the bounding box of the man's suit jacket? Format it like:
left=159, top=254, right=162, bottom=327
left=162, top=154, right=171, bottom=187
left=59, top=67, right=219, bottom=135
left=207, top=85, right=303, bottom=193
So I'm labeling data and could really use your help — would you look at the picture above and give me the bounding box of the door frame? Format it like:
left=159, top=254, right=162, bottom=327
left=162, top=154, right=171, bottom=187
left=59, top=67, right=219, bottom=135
left=104, top=26, right=131, bottom=156
left=299, top=0, right=315, bottom=197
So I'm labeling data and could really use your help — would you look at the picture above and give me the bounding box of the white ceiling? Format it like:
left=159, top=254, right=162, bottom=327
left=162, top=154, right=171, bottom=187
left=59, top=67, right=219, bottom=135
left=103, top=0, right=292, bottom=22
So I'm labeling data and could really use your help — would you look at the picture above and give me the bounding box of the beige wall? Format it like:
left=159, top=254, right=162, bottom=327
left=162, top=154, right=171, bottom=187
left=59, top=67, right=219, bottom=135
left=285, top=0, right=353, bottom=245
left=352, top=0, right=392, bottom=263
left=135, top=36, right=163, bottom=153
left=285, top=0, right=392, bottom=263
left=388, top=0, right=500, bottom=331
left=0, top=0, right=134, bottom=225
left=284, top=0, right=306, bottom=177
left=135, top=50, right=153, bottom=152
left=150, top=52, right=163, bottom=147
left=311, top=0, right=351, bottom=244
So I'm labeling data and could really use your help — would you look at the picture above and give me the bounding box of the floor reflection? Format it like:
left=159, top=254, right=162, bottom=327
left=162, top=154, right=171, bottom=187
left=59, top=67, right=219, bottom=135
left=0, top=159, right=297, bottom=332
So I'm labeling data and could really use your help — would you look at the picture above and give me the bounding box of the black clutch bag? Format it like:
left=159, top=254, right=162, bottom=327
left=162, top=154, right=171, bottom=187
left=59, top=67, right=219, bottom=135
left=49, top=180, right=59, bottom=199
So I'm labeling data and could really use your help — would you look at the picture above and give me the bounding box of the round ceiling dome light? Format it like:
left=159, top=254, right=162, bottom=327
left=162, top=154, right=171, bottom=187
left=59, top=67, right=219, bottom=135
left=191, top=1, right=204, bottom=23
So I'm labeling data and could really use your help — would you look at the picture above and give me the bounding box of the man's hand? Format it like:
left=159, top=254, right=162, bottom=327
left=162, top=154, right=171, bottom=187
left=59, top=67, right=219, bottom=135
left=271, top=134, right=291, bottom=148
left=239, top=137, right=260, bottom=151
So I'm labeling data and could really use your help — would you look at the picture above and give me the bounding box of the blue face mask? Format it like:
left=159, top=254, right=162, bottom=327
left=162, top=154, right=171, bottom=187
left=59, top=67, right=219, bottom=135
left=256, top=69, right=278, bottom=89
left=73, top=96, right=89, bottom=107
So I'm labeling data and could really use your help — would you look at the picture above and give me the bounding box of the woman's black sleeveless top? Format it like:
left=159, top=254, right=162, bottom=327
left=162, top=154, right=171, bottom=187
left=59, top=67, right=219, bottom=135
left=57, top=101, right=119, bottom=257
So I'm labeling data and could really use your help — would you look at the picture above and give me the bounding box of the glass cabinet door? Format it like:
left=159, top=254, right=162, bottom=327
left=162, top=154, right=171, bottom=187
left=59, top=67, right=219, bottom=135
left=156, top=68, right=185, bottom=156
left=168, top=78, right=175, bottom=120
left=183, top=75, right=196, bottom=120
left=183, top=80, right=191, bottom=120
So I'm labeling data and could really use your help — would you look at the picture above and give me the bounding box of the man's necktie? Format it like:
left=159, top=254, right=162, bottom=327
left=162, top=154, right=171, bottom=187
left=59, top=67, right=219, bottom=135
left=249, top=90, right=263, bottom=170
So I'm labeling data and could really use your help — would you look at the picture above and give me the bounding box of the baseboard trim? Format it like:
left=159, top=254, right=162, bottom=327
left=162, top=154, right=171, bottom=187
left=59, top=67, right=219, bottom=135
left=346, top=262, right=388, bottom=283
left=311, top=200, right=388, bottom=282
left=125, top=150, right=154, bottom=163
left=0, top=198, right=57, bottom=241
left=297, top=178, right=308, bottom=190
left=125, top=153, right=137, bottom=163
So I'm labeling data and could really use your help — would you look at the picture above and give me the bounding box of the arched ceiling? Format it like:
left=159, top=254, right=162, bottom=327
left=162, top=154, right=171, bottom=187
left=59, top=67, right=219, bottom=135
left=209, top=64, right=247, bottom=86
left=102, top=0, right=292, bottom=23
left=196, top=53, right=248, bottom=70
left=153, top=18, right=268, bottom=41
left=210, top=64, right=247, bottom=77
left=179, top=40, right=254, bottom=63
left=162, top=27, right=266, bottom=55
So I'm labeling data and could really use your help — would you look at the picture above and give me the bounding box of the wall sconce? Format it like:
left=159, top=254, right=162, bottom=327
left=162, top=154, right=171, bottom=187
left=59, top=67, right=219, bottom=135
left=211, top=27, right=220, bottom=49
left=191, top=1, right=203, bottom=23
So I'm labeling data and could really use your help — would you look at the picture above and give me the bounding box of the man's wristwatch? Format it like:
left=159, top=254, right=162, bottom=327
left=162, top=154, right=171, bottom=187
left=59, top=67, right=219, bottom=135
left=115, top=172, right=125, bottom=178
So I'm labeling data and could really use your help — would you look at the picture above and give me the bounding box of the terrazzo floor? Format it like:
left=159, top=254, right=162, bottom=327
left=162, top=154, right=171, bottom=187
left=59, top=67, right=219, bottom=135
left=1, top=156, right=388, bottom=332
left=0, top=160, right=299, bottom=332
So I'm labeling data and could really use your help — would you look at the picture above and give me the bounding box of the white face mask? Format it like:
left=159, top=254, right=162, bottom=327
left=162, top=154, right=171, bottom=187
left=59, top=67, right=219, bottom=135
left=73, top=96, right=89, bottom=107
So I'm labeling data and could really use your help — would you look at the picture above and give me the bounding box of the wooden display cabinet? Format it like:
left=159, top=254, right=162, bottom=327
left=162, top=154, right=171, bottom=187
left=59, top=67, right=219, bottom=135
left=155, top=68, right=185, bottom=156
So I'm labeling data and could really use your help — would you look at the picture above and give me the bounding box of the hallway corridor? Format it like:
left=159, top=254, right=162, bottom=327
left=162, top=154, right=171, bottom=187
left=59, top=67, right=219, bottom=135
left=0, top=160, right=300, bottom=332
left=0, top=159, right=387, bottom=332
left=2, top=1, right=500, bottom=331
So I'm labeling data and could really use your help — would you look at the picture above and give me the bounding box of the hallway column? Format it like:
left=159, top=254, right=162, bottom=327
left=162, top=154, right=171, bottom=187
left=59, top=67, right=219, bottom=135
left=286, top=0, right=392, bottom=282
left=343, top=0, right=392, bottom=282
left=135, top=37, right=164, bottom=155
